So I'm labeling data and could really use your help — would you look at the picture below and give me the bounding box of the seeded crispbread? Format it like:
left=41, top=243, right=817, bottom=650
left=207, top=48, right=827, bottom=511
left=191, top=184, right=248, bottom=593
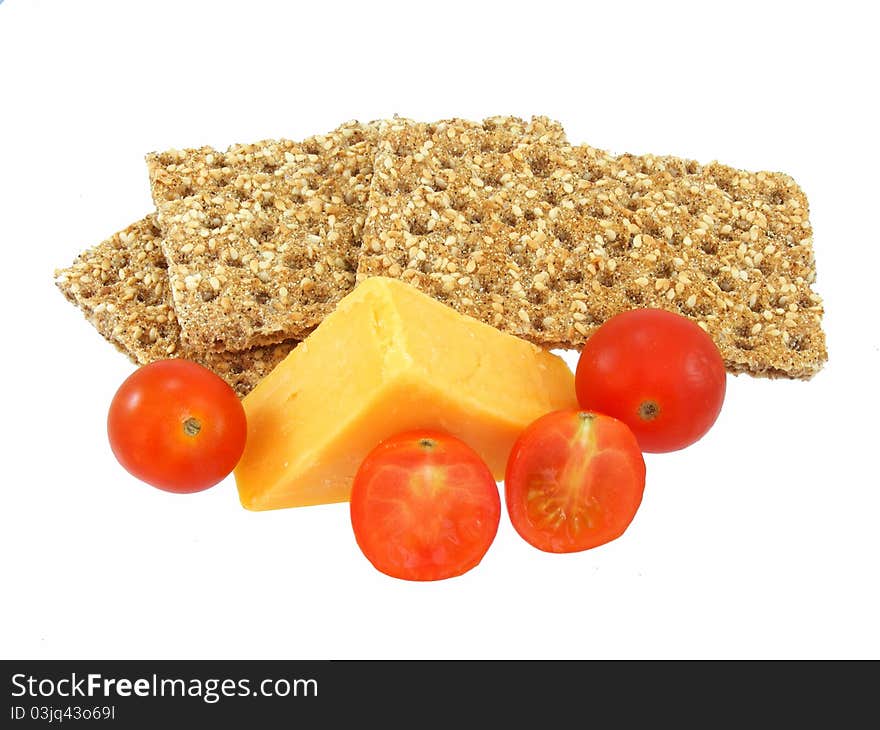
left=359, top=120, right=825, bottom=378
left=54, top=215, right=296, bottom=396
left=147, top=121, right=379, bottom=352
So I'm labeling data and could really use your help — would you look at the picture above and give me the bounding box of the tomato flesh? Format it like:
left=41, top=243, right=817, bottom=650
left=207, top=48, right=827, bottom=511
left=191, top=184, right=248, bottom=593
left=350, top=431, right=501, bottom=581
left=575, top=308, right=726, bottom=453
left=505, top=410, right=646, bottom=553
left=107, top=359, right=247, bottom=493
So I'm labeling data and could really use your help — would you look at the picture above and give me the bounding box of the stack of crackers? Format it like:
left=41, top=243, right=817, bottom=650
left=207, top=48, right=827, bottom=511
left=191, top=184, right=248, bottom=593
left=55, top=116, right=827, bottom=396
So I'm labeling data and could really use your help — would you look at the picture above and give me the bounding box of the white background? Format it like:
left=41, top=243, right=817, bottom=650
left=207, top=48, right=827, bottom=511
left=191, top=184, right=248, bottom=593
left=1, top=0, right=877, bottom=660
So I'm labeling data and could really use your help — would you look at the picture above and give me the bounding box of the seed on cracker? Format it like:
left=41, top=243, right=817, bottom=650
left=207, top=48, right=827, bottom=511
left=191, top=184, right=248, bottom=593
left=54, top=215, right=296, bottom=396
left=147, top=121, right=380, bottom=352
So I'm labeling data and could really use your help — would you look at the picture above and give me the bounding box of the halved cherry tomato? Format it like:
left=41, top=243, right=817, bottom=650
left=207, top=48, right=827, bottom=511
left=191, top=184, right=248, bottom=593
left=349, top=430, right=501, bottom=581
left=575, top=308, right=726, bottom=453
left=505, top=410, right=646, bottom=553
left=107, top=359, right=247, bottom=493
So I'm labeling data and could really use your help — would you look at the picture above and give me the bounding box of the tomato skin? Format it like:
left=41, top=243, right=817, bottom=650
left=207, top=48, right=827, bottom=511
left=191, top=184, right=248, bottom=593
left=350, top=430, right=501, bottom=581
left=107, top=359, right=247, bottom=493
left=505, top=410, right=646, bottom=553
left=575, top=308, right=726, bottom=453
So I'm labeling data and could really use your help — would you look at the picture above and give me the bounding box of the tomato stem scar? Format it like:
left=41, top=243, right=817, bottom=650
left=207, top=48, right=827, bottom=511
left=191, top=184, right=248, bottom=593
left=183, top=417, right=202, bottom=437
left=418, top=438, right=437, bottom=450
left=639, top=400, right=660, bottom=421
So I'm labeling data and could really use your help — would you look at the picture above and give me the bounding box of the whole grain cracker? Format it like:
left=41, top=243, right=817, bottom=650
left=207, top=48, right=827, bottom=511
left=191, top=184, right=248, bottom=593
left=192, top=340, right=297, bottom=397
left=147, top=121, right=379, bottom=352
left=54, top=215, right=296, bottom=396
left=359, top=123, right=825, bottom=378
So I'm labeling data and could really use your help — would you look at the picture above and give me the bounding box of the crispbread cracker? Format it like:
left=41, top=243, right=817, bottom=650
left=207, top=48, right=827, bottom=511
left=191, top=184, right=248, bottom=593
left=359, top=120, right=825, bottom=378
left=192, top=340, right=297, bottom=397
left=147, top=121, right=379, bottom=352
left=54, top=216, right=296, bottom=396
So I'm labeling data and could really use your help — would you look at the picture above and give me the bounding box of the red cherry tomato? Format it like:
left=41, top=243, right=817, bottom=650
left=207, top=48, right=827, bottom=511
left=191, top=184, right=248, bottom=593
left=575, top=308, right=726, bottom=453
left=107, top=359, right=247, bottom=493
left=505, top=410, right=646, bottom=553
left=350, top=430, right=501, bottom=581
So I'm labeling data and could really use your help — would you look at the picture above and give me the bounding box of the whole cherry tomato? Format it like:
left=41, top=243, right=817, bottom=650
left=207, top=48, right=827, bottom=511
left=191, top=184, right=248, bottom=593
left=107, top=359, right=247, bottom=493
left=575, top=308, right=726, bottom=453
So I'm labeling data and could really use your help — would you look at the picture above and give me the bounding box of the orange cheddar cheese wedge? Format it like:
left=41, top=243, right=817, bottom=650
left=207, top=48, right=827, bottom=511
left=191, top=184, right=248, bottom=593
left=234, top=276, right=577, bottom=510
